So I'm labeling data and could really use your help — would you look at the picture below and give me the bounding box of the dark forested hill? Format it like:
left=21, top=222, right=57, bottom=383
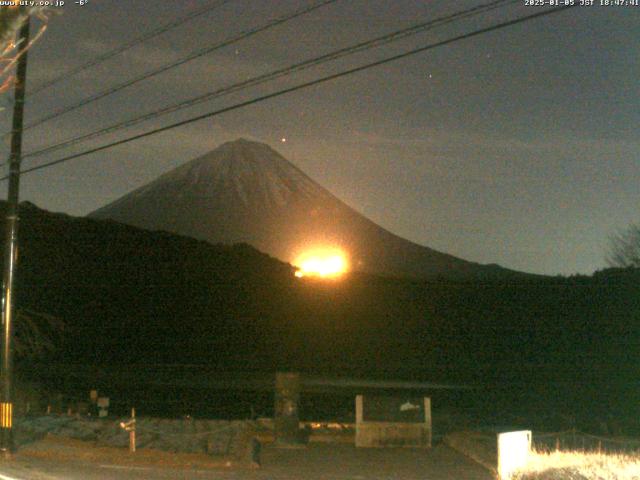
left=4, top=201, right=639, bottom=390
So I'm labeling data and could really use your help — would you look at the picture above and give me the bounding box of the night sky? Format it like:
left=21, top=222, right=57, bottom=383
left=0, top=0, right=637, bottom=276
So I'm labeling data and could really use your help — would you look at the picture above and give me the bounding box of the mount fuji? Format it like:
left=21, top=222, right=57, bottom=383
left=90, top=138, right=519, bottom=279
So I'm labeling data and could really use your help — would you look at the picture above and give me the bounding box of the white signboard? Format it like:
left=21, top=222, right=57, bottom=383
left=497, top=430, right=531, bottom=480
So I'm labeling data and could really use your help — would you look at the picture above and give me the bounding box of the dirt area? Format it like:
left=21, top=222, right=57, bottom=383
left=1, top=436, right=494, bottom=480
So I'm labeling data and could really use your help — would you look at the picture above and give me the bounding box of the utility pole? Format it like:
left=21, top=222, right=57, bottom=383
left=0, top=10, right=31, bottom=455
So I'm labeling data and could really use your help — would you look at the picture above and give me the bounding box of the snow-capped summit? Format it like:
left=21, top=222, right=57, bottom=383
left=90, top=138, right=515, bottom=279
left=111, top=138, right=329, bottom=209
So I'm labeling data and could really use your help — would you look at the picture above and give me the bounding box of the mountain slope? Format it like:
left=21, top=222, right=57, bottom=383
left=90, top=138, right=520, bottom=279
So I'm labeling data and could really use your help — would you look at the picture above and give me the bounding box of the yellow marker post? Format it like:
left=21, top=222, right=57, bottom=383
left=0, top=403, right=12, bottom=429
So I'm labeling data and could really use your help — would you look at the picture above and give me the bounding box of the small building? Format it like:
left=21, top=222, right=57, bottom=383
left=355, top=394, right=431, bottom=448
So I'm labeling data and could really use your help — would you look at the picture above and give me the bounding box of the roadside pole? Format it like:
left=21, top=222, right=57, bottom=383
left=0, top=10, right=31, bottom=455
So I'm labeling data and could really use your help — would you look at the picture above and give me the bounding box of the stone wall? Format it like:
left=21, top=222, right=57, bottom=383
left=15, top=415, right=257, bottom=461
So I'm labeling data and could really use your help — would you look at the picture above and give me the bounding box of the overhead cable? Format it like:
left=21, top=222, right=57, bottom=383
left=23, top=0, right=516, bottom=160
left=28, top=0, right=233, bottom=96
left=4, top=5, right=576, bottom=181
left=24, top=0, right=339, bottom=128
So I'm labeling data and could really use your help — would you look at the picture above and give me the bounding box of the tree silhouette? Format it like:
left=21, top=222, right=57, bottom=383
left=607, top=222, right=640, bottom=268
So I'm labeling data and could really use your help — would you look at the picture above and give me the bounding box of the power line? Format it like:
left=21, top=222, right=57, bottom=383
left=23, top=0, right=517, bottom=161
left=28, top=0, right=233, bottom=96
left=24, top=0, right=339, bottom=130
left=3, top=5, right=576, bottom=182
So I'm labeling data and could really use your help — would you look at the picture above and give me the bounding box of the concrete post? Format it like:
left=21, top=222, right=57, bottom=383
left=274, top=372, right=302, bottom=446
left=355, top=395, right=363, bottom=423
left=424, top=397, right=432, bottom=447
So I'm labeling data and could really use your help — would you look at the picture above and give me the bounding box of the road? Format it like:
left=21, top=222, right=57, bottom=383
left=0, top=443, right=493, bottom=480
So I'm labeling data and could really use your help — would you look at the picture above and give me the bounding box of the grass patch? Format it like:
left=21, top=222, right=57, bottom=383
left=514, top=450, right=640, bottom=479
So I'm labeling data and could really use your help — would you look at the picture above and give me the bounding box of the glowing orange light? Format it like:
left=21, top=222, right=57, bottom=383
left=293, top=248, right=349, bottom=278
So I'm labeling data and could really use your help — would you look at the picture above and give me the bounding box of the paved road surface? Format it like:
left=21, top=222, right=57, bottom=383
left=0, top=443, right=493, bottom=479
